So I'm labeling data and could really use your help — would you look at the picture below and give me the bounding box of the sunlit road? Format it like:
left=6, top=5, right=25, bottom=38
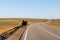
left=21, top=23, right=60, bottom=40
left=6, top=27, right=25, bottom=40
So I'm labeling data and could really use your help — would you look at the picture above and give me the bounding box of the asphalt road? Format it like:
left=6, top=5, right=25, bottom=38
left=21, top=23, right=60, bottom=40
left=6, top=27, right=25, bottom=40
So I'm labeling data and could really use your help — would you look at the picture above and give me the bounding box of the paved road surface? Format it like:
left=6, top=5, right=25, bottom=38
left=6, top=27, right=25, bottom=40
left=21, top=23, right=60, bottom=40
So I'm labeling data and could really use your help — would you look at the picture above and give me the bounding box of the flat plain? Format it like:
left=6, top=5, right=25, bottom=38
left=0, top=18, right=60, bottom=34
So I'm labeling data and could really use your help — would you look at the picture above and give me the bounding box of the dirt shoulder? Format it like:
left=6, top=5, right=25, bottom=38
left=41, top=22, right=60, bottom=30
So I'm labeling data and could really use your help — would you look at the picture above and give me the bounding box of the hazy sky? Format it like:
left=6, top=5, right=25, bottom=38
left=0, top=0, right=60, bottom=19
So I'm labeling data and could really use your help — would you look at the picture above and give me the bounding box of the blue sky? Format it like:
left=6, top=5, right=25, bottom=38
left=0, top=0, right=60, bottom=19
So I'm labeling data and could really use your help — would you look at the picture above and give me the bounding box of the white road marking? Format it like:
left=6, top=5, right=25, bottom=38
left=24, top=25, right=31, bottom=40
left=37, top=24, right=60, bottom=39
left=24, top=23, right=60, bottom=40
